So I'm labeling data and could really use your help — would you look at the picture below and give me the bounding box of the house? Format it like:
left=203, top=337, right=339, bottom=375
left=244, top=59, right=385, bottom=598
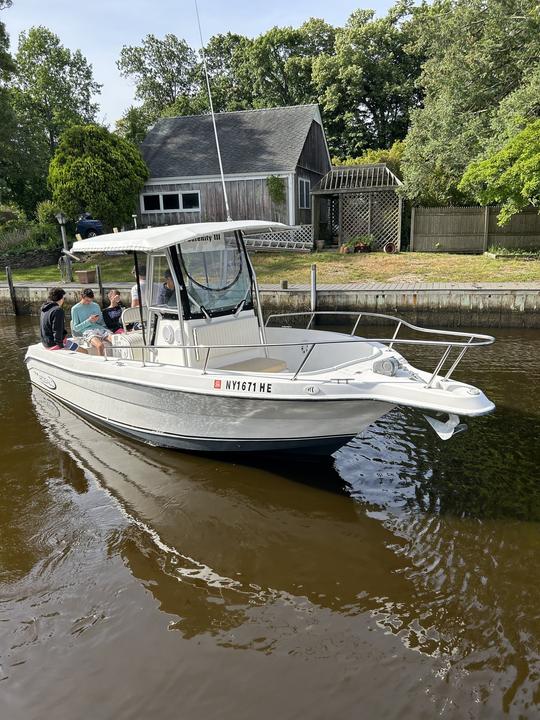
left=138, top=104, right=331, bottom=227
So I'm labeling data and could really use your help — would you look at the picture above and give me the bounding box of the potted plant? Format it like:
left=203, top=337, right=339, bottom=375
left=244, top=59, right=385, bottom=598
left=339, top=234, right=374, bottom=253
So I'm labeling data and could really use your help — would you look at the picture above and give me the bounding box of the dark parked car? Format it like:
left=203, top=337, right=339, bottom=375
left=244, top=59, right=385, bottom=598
left=76, top=213, right=103, bottom=239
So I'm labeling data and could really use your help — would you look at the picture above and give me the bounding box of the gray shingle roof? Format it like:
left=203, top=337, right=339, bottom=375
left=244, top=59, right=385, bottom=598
left=140, top=105, right=322, bottom=178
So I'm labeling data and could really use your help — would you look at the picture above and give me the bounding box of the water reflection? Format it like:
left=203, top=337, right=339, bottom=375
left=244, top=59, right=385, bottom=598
left=31, top=389, right=410, bottom=619
left=337, top=405, right=540, bottom=520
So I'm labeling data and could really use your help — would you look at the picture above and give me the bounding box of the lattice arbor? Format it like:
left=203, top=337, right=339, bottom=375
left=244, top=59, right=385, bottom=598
left=312, top=164, right=403, bottom=250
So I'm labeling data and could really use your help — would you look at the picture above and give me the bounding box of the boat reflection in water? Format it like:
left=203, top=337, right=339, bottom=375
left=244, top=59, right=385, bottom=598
left=32, top=387, right=540, bottom=713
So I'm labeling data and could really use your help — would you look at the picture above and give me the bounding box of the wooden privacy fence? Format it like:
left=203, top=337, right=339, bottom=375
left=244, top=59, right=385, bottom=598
left=410, top=206, right=540, bottom=253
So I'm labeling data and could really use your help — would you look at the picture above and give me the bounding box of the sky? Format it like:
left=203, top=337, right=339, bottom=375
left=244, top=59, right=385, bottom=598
left=3, top=0, right=394, bottom=125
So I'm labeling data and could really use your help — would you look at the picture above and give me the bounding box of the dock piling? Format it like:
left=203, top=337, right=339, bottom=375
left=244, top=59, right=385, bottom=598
left=311, top=263, right=317, bottom=313
left=5, top=266, right=18, bottom=315
left=96, top=264, right=104, bottom=305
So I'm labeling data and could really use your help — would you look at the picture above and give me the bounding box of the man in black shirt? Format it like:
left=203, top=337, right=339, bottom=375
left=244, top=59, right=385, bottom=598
left=40, top=287, right=68, bottom=349
left=102, top=288, right=125, bottom=333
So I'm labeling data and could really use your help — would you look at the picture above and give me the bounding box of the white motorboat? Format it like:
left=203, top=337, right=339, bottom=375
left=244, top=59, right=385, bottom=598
left=25, top=220, right=495, bottom=455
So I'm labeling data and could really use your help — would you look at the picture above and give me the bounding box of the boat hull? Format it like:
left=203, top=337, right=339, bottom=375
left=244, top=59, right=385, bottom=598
left=26, top=353, right=394, bottom=455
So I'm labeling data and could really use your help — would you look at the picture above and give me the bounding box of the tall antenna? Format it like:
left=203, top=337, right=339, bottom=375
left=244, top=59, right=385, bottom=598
left=194, top=0, right=232, bottom=221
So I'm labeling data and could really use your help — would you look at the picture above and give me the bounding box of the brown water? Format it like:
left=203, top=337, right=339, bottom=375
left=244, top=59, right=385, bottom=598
left=1, top=316, right=539, bottom=720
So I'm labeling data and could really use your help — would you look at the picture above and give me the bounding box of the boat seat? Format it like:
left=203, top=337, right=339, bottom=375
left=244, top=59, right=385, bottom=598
left=121, top=306, right=147, bottom=331
left=216, top=356, right=287, bottom=373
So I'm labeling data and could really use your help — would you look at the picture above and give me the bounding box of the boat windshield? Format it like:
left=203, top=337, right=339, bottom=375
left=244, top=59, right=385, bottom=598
left=178, top=233, right=252, bottom=317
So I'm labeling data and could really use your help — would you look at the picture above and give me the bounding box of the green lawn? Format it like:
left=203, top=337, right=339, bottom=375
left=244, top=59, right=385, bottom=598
left=9, top=251, right=540, bottom=284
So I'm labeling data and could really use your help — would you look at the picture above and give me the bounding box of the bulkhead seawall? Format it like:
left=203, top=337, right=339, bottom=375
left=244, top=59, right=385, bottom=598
left=1, top=282, right=539, bottom=328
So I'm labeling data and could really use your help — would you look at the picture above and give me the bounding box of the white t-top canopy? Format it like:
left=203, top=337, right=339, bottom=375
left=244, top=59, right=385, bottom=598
left=71, top=220, right=288, bottom=254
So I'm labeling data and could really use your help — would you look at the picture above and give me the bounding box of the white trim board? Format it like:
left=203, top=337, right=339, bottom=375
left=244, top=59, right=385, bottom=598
left=144, top=171, right=293, bottom=186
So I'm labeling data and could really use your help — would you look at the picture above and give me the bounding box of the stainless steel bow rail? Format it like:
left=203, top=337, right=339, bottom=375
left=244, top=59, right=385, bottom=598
left=265, top=311, right=494, bottom=386
left=102, top=310, right=494, bottom=387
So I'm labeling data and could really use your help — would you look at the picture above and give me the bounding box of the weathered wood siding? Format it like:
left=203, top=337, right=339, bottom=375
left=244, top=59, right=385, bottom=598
left=297, top=121, right=331, bottom=175
left=140, top=178, right=289, bottom=226
left=411, top=206, right=540, bottom=253
left=295, top=121, right=331, bottom=225
left=296, top=169, right=325, bottom=225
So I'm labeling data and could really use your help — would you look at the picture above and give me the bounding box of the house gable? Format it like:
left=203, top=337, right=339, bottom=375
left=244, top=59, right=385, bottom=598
left=297, top=119, right=332, bottom=176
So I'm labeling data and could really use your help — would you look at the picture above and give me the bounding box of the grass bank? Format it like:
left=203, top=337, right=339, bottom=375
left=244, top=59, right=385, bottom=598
left=10, top=251, right=540, bottom=285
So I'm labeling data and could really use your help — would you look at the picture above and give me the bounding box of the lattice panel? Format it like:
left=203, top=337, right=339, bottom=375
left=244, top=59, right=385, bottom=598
left=370, top=192, right=400, bottom=248
left=329, top=198, right=340, bottom=238
left=342, top=194, right=370, bottom=242
left=341, top=191, right=399, bottom=249
left=244, top=225, right=313, bottom=252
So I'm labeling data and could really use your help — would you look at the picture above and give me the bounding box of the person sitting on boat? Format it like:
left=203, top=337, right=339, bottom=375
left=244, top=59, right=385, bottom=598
left=156, top=269, right=176, bottom=306
left=102, top=288, right=125, bottom=334
left=71, top=288, right=114, bottom=356
left=40, top=287, right=78, bottom=351
left=131, top=263, right=146, bottom=308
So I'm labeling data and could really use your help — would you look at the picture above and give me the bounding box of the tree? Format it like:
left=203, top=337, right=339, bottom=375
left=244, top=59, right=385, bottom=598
left=117, top=34, right=197, bottom=117
left=459, top=119, right=540, bottom=224
left=245, top=19, right=336, bottom=109
left=13, top=26, right=101, bottom=153
left=115, top=105, right=156, bottom=144
left=314, top=3, right=422, bottom=158
left=401, top=0, right=540, bottom=205
left=49, top=125, right=149, bottom=227
left=5, top=27, right=101, bottom=214
left=0, top=0, right=16, bottom=202
left=189, top=32, right=255, bottom=112
left=333, top=140, right=405, bottom=178
left=488, top=63, right=540, bottom=151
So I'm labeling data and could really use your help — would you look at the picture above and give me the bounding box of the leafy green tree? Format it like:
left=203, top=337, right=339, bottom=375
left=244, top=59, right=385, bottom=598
left=115, top=105, right=156, bottom=144
left=189, top=32, right=255, bottom=112
left=117, top=34, right=197, bottom=117
left=13, top=26, right=101, bottom=153
left=3, top=111, right=50, bottom=215
left=5, top=27, right=101, bottom=214
left=314, top=2, right=422, bottom=158
left=333, top=140, right=405, bottom=178
left=401, top=0, right=540, bottom=205
left=459, top=119, right=540, bottom=224
left=0, top=1, right=16, bottom=202
left=49, top=125, right=149, bottom=227
left=246, top=19, right=335, bottom=108
left=488, top=63, right=540, bottom=151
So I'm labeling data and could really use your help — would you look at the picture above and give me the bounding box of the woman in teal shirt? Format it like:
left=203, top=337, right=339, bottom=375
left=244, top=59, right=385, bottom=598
left=71, top=288, right=114, bottom=356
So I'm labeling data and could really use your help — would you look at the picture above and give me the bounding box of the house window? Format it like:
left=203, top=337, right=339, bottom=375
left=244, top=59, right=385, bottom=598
left=143, top=194, right=160, bottom=211
left=141, top=190, right=201, bottom=213
left=181, top=192, right=200, bottom=210
left=299, top=178, right=311, bottom=209
left=162, top=193, right=180, bottom=210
